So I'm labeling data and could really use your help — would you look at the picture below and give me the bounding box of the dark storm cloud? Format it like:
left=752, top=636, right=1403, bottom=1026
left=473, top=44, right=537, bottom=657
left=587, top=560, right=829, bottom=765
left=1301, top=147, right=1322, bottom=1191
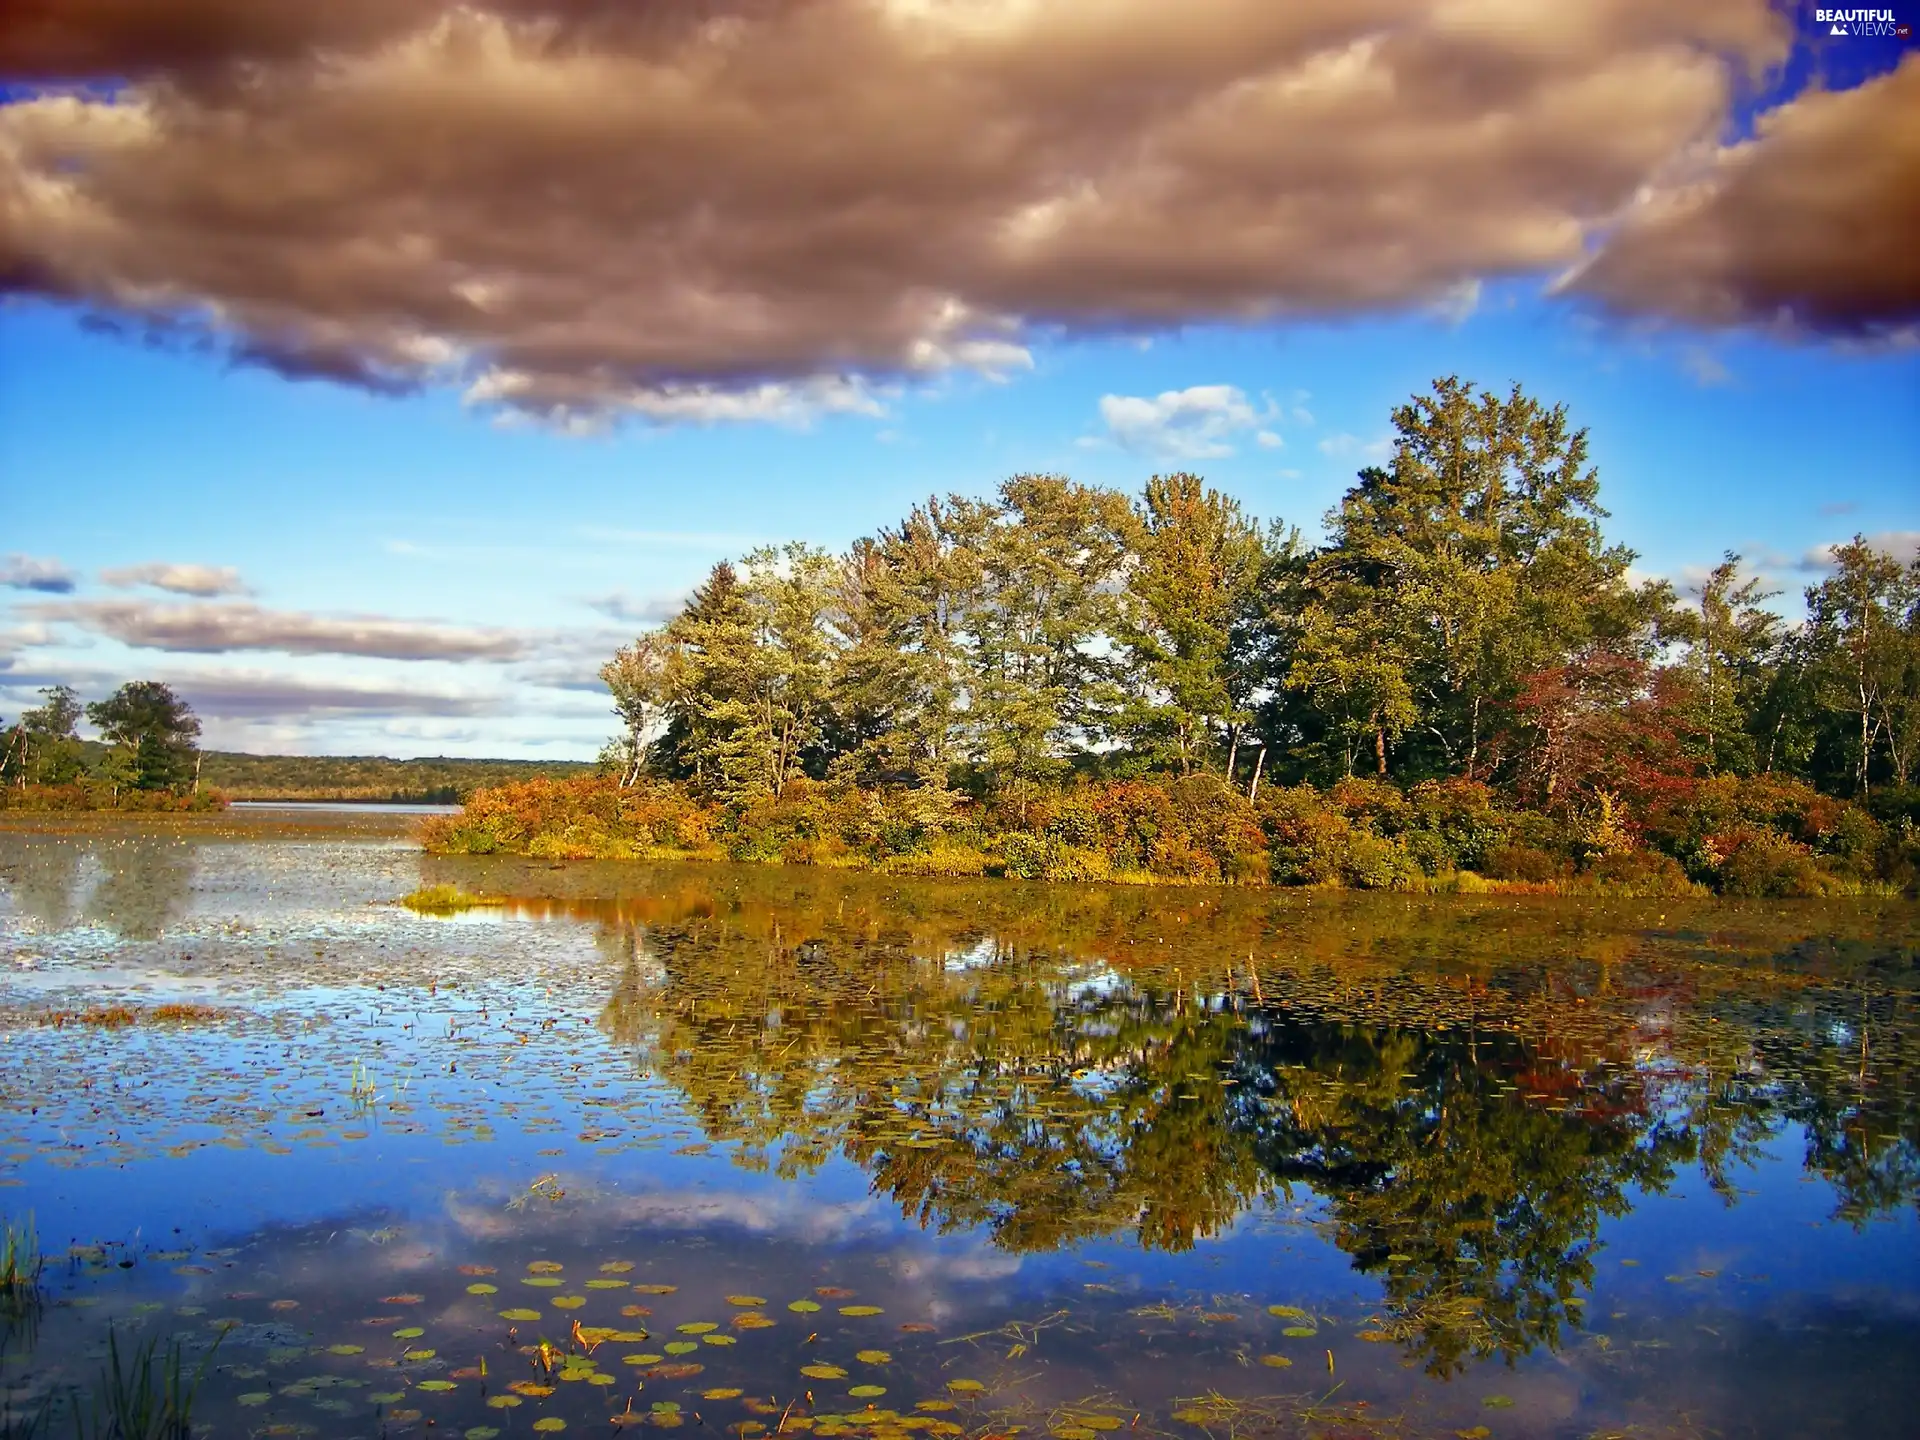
left=1568, top=55, right=1920, bottom=336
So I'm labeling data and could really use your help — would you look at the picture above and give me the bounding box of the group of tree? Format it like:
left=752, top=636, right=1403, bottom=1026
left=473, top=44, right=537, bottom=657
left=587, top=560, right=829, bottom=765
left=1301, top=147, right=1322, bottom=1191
left=1, top=681, right=204, bottom=802
left=601, top=377, right=1919, bottom=818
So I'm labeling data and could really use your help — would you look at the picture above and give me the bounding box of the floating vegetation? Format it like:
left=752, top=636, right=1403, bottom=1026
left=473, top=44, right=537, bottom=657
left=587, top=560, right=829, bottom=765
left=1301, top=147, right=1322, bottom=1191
left=398, top=883, right=503, bottom=914
left=34, top=1004, right=230, bottom=1029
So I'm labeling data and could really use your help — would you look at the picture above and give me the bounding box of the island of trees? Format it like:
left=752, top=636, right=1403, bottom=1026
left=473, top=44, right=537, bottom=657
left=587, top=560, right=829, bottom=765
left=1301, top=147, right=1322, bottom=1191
left=428, top=378, right=1920, bottom=898
left=0, top=680, right=217, bottom=810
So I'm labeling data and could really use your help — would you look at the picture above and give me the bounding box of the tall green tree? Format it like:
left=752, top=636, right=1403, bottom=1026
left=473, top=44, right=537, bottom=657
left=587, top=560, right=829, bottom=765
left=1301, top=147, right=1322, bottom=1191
left=2, top=684, right=86, bottom=787
left=1804, top=536, right=1920, bottom=793
left=1117, top=474, right=1274, bottom=774
left=1292, top=378, right=1658, bottom=780
left=830, top=498, right=993, bottom=790
left=1674, top=555, right=1783, bottom=775
left=966, top=474, right=1132, bottom=802
left=654, top=547, right=845, bottom=801
left=86, top=682, right=201, bottom=792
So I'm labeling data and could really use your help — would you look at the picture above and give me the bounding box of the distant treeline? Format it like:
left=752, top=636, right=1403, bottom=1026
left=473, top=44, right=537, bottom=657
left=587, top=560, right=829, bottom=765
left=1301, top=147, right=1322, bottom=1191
left=2, top=679, right=590, bottom=807
left=195, top=752, right=591, bottom=803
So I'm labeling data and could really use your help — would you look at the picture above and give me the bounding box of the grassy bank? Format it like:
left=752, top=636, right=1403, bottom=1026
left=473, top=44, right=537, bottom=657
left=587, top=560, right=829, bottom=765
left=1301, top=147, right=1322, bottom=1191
left=422, top=772, right=1916, bottom=899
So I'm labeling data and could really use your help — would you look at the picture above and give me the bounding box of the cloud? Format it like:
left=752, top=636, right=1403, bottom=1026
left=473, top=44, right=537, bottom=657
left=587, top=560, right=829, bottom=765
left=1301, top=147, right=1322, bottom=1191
left=586, top=591, right=686, bottom=626
left=1, top=554, right=76, bottom=593
left=1568, top=55, right=1920, bottom=337
left=25, top=599, right=527, bottom=660
left=1098, top=385, right=1267, bottom=459
left=100, top=561, right=251, bottom=596
left=168, top=672, right=502, bottom=720
left=1799, top=531, right=1920, bottom=572
left=1678, top=346, right=1730, bottom=387
left=0, top=2, right=1812, bottom=422
left=1817, top=501, right=1857, bottom=517
left=1317, top=432, right=1393, bottom=462
left=467, top=371, right=889, bottom=430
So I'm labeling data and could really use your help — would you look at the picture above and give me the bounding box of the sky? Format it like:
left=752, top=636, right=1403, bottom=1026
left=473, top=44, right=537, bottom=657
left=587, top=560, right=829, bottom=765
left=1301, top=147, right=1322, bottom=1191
left=2, top=1, right=1916, bottom=760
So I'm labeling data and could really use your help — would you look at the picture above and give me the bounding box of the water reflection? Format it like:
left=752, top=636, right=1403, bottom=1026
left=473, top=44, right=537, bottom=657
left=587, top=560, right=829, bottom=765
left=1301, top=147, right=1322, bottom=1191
left=542, top=875, right=1920, bottom=1377
left=0, top=833, right=198, bottom=938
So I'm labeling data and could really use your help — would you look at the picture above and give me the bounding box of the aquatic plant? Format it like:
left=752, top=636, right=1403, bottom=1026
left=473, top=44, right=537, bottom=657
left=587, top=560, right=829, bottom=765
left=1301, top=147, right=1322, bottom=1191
left=0, top=1215, right=40, bottom=1301
left=66, top=1328, right=218, bottom=1440
left=399, top=883, right=502, bottom=914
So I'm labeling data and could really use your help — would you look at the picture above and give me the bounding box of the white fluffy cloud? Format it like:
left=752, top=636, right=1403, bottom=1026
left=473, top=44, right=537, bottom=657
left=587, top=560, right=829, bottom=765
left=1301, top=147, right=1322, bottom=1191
left=101, top=562, right=251, bottom=597
left=1098, top=385, right=1267, bottom=459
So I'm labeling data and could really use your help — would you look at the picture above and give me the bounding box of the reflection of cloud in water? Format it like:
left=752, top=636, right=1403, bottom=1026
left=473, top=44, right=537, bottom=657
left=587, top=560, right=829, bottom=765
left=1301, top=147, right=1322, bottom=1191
left=444, top=1181, right=887, bottom=1247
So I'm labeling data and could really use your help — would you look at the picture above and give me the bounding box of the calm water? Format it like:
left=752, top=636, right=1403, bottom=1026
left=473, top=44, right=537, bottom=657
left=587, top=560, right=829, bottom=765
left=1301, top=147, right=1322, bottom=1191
left=1, top=814, right=1916, bottom=1440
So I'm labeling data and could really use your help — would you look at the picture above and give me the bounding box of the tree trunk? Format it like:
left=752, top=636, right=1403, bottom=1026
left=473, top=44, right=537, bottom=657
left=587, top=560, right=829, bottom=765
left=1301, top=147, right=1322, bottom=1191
left=1224, top=727, right=1238, bottom=782
left=1248, top=745, right=1266, bottom=803
left=1374, top=723, right=1387, bottom=776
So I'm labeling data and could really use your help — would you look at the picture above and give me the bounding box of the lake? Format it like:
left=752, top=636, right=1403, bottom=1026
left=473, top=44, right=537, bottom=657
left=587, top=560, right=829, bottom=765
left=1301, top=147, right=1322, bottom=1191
left=1, top=811, right=1916, bottom=1439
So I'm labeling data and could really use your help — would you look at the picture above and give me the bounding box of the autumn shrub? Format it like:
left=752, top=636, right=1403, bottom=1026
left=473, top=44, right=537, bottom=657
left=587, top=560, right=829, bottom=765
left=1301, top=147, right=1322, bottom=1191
left=1083, top=774, right=1269, bottom=883
left=1401, top=778, right=1509, bottom=875
left=1706, top=824, right=1832, bottom=898
left=426, top=769, right=1898, bottom=895
left=1482, top=843, right=1565, bottom=884
left=1257, top=786, right=1421, bottom=889
left=877, top=841, right=992, bottom=877
left=0, top=782, right=225, bottom=812
left=1574, top=847, right=1702, bottom=897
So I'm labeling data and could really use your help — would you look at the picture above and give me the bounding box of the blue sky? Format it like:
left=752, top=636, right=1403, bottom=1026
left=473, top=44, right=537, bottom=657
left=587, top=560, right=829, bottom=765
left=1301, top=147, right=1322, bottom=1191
left=2, top=3, right=1915, bottom=758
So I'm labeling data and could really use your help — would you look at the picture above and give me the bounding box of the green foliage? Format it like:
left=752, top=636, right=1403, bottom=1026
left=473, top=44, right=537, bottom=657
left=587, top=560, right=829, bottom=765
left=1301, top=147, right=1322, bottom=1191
left=1116, top=473, right=1276, bottom=773
left=85, top=682, right=201, bottom=793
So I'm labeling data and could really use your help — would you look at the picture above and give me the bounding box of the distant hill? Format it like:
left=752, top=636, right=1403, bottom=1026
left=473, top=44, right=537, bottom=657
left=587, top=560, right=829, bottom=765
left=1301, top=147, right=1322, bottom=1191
left=193, top=751, right=594, bottom=803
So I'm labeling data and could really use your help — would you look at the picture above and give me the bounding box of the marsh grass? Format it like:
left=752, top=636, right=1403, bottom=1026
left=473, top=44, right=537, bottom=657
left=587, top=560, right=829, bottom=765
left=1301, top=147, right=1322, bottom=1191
left=399, top=883, right=502, bottom=914
left=66, top=1328, right=219, bottom=1440
left=0, top=1215, right=41, bottom=1300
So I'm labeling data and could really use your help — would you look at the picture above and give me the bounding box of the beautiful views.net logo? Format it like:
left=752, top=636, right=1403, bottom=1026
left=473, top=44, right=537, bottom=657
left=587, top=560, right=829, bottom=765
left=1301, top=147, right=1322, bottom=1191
left=1813, top=8, right=1911, bottom=34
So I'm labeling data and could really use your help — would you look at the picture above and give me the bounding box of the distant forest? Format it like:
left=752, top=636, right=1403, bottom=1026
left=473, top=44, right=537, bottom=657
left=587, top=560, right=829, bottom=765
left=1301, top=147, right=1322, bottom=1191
left=195, top=752, right=591, bottom=803
left=1, top=731, right=587, bottom=805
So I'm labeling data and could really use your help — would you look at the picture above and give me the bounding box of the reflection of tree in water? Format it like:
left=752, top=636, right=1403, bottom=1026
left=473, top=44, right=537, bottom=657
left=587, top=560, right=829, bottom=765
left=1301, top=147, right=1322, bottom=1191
left=589, top=884, right=1918, bottom=1375
left=0, top=837, right=88, bottom=929
left=83, top=837, right=199, bottom=939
